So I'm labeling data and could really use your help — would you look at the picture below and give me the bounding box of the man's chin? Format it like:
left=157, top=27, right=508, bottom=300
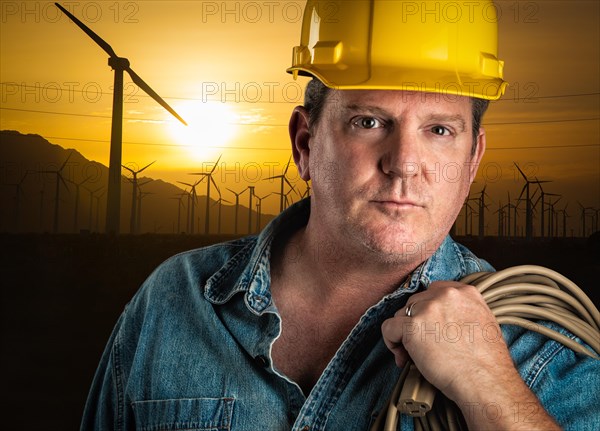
left=357, top=229, right=432, bottom=265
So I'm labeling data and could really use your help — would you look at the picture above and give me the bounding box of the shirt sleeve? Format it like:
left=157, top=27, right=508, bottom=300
left=504, top=322, right=600, bottom=430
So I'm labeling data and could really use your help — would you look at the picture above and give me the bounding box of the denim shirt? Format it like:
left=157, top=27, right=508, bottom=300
left=82, top=199, right=599, bottom=430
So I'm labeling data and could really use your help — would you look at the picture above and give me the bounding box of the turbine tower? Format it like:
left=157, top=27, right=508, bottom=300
left=177, top=179, right=203, bottom=234
left=190, top=155, right=222, bottom=234
left=227, top=187, right=248, bottom=235
left=122, top=161, right=156, bottom=234
left=265, top=156, right=295, bottom=213
left=55, top=3, right=186, bottom=234
left=67, top=176, right=90, bottom=233
left=38, top=153, right=72, bottom=234
left=514, top=163, right=548, bottom=240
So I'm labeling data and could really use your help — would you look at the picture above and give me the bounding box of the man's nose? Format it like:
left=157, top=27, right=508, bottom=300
left=380, top=130, right=421, bottom=178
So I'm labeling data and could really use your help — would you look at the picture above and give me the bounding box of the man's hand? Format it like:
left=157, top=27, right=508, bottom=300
left=381, top=281, right=560, bottom=430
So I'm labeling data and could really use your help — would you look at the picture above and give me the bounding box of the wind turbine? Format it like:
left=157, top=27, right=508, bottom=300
left=254, top=193, right=272, bottom=233
left=578, top=202, right=594, bottom=237
left=67, top=176, right=90, bottom=233
left=122, top=161, right=156, bottom=234
left=265, top=156, right=295, bottom=213
left=545, top=195, right=561, bottom=238
left=38, top=153, right=72, bottom=234
left=190, top=155, right=222, bottom=234
left=170, top=192, right=186, bottom=234
left=212, top=194, right=231, bottom=234
left=476, top=185, right=490, bottom=239
left=558, top=204, right=570, bottom=238
left=227, top=187, right=248, bottom=235
left=54, top=3, right=186, bottom=234
left=4, top=171, right=28, bottom=232
left=136, top=179, right=153, bottom=233
left=514, top=163, right=548, bottom=240
left=177, top=179, right=203, bottom=234
left=84, top=186, right=103, bottom=232
left=246, top=186, right=255, bottom=234
left=532, top=179, right=557, bottom=239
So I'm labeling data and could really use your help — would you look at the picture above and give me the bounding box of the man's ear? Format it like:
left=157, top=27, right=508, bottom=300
left=289, top=106, right=311, bottom=181
left=468, top=128, right=487, bottom=183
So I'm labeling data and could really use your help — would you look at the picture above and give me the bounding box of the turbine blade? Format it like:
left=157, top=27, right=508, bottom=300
left=139, top=160, right=156, bottom=173
left=122, top=164, right=135, bottom=174
left=55, top=3, right=118, bottom=58
left=513, top=162, right=528, bottom=181
left=283, top=156, right=292, bottom=175
left=59, top=152, right=72, bottom=172
left=210, top=176, right=221, bottom=196
left=125, top=67, right=187, bottom=125
left=58, top=173, right=70, bottom=191
left=211, top=155, right=222, bottom=174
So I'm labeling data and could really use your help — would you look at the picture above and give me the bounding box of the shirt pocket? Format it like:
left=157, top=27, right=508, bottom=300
left=132, top=397, right=235, bottom=431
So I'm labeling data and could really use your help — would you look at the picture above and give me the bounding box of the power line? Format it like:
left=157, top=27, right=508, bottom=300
left=41, top=134, right=600, bottom=152
left=2, top=106, right=599, bottom=127
left=43, top=135, right=292, bottom=151
left=0, top=107, right=288, bottom=127
left=1, top=82, right=598, bottom=104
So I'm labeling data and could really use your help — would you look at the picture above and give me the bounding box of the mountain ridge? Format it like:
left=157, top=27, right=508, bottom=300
left=0, top=130, right=275, bottom=234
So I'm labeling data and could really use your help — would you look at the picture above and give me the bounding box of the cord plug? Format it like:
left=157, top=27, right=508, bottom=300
left=397, top=364, right=436, bottom=417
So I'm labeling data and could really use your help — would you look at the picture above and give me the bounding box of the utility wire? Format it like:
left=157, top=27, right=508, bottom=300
left=41, top=134, right=600, bottom=152
left=1, top=106, right=599, bottom=128
left=1, top=82, right=598, bottom=104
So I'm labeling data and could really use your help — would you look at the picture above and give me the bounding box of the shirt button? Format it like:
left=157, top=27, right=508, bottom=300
left=301, top=427, right=310, bottom=431
left=254, top=355, right=269, bottom=368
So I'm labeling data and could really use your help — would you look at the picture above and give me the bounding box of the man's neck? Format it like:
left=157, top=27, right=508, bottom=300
left=271, top=219, right=420, bottom=306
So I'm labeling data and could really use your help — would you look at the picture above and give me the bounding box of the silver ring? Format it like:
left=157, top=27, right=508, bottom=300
left=405, top=302, right=417, bottom=318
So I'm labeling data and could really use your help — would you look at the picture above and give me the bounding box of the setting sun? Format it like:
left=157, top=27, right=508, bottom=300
left=168, top=101, right=238, bottom=160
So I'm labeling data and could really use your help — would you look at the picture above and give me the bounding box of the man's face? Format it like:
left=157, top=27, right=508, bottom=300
left=297, top=89, right=485, bottom=264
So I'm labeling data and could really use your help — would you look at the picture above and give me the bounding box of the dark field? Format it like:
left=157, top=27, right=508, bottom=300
left=1, top=233, right=598, bottom=429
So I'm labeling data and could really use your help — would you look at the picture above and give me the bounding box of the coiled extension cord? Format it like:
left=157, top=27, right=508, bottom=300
left=371, top=265, right=600, bottom=431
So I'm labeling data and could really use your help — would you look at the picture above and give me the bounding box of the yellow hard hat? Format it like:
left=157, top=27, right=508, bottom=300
left=287, top=0, right=508, bottom=100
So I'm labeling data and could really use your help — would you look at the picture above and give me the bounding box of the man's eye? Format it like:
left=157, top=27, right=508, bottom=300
left=431, top=126, right=451, bottom=136
left=353, top=117, right=383, bottom=129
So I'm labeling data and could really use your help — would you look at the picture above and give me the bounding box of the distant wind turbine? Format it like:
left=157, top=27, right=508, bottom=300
left=514, top=163, right=549, bottom=240
left=265, top=156, right=295, bottom=213
left=67, top=176, right=90, bottom=233
left=476, top=185, right=490, bottom=239
left=227, top=187, right=248, bottom=235
left=178, top=179, right=203, bottom=234
left=136, top=179, right=153, bottom=234
left=84, top=186, right=103, bottom=232
left=38, top=153, right=72, bottom=234
left=190, top=155, right=222, bottom=234
left=254, top=193, right=271, bottom=233
left=4, top=171, right=28, bottom=232
left=170, top=193, right=186, bottom=234
left=246, top=186, right=255, bottom=234
left=123, top=161, right=156, bottom=234
left=54, top=3, right=186, bottom=234
left=212, top=195, right=231, bottom=234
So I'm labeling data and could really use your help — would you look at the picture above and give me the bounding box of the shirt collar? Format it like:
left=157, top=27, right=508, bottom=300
left=204, top=198, right=310, bottom=313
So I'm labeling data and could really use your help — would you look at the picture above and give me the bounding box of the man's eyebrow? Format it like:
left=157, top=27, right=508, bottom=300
left=343, top=104, right=390, bottom=116
left=425, top=114, right=467, bottom=132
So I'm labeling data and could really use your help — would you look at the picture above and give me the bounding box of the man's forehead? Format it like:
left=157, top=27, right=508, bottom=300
left=329, top=89, right=471, bottom=106
left=325, top=89, right=473, bottom=117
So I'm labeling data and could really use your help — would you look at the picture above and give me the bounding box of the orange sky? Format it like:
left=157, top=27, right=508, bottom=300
left=1, top=0, right=599, bottom=227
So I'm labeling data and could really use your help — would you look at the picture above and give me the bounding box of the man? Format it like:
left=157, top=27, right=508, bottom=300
left=82, top=1, right=599, bottom=430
